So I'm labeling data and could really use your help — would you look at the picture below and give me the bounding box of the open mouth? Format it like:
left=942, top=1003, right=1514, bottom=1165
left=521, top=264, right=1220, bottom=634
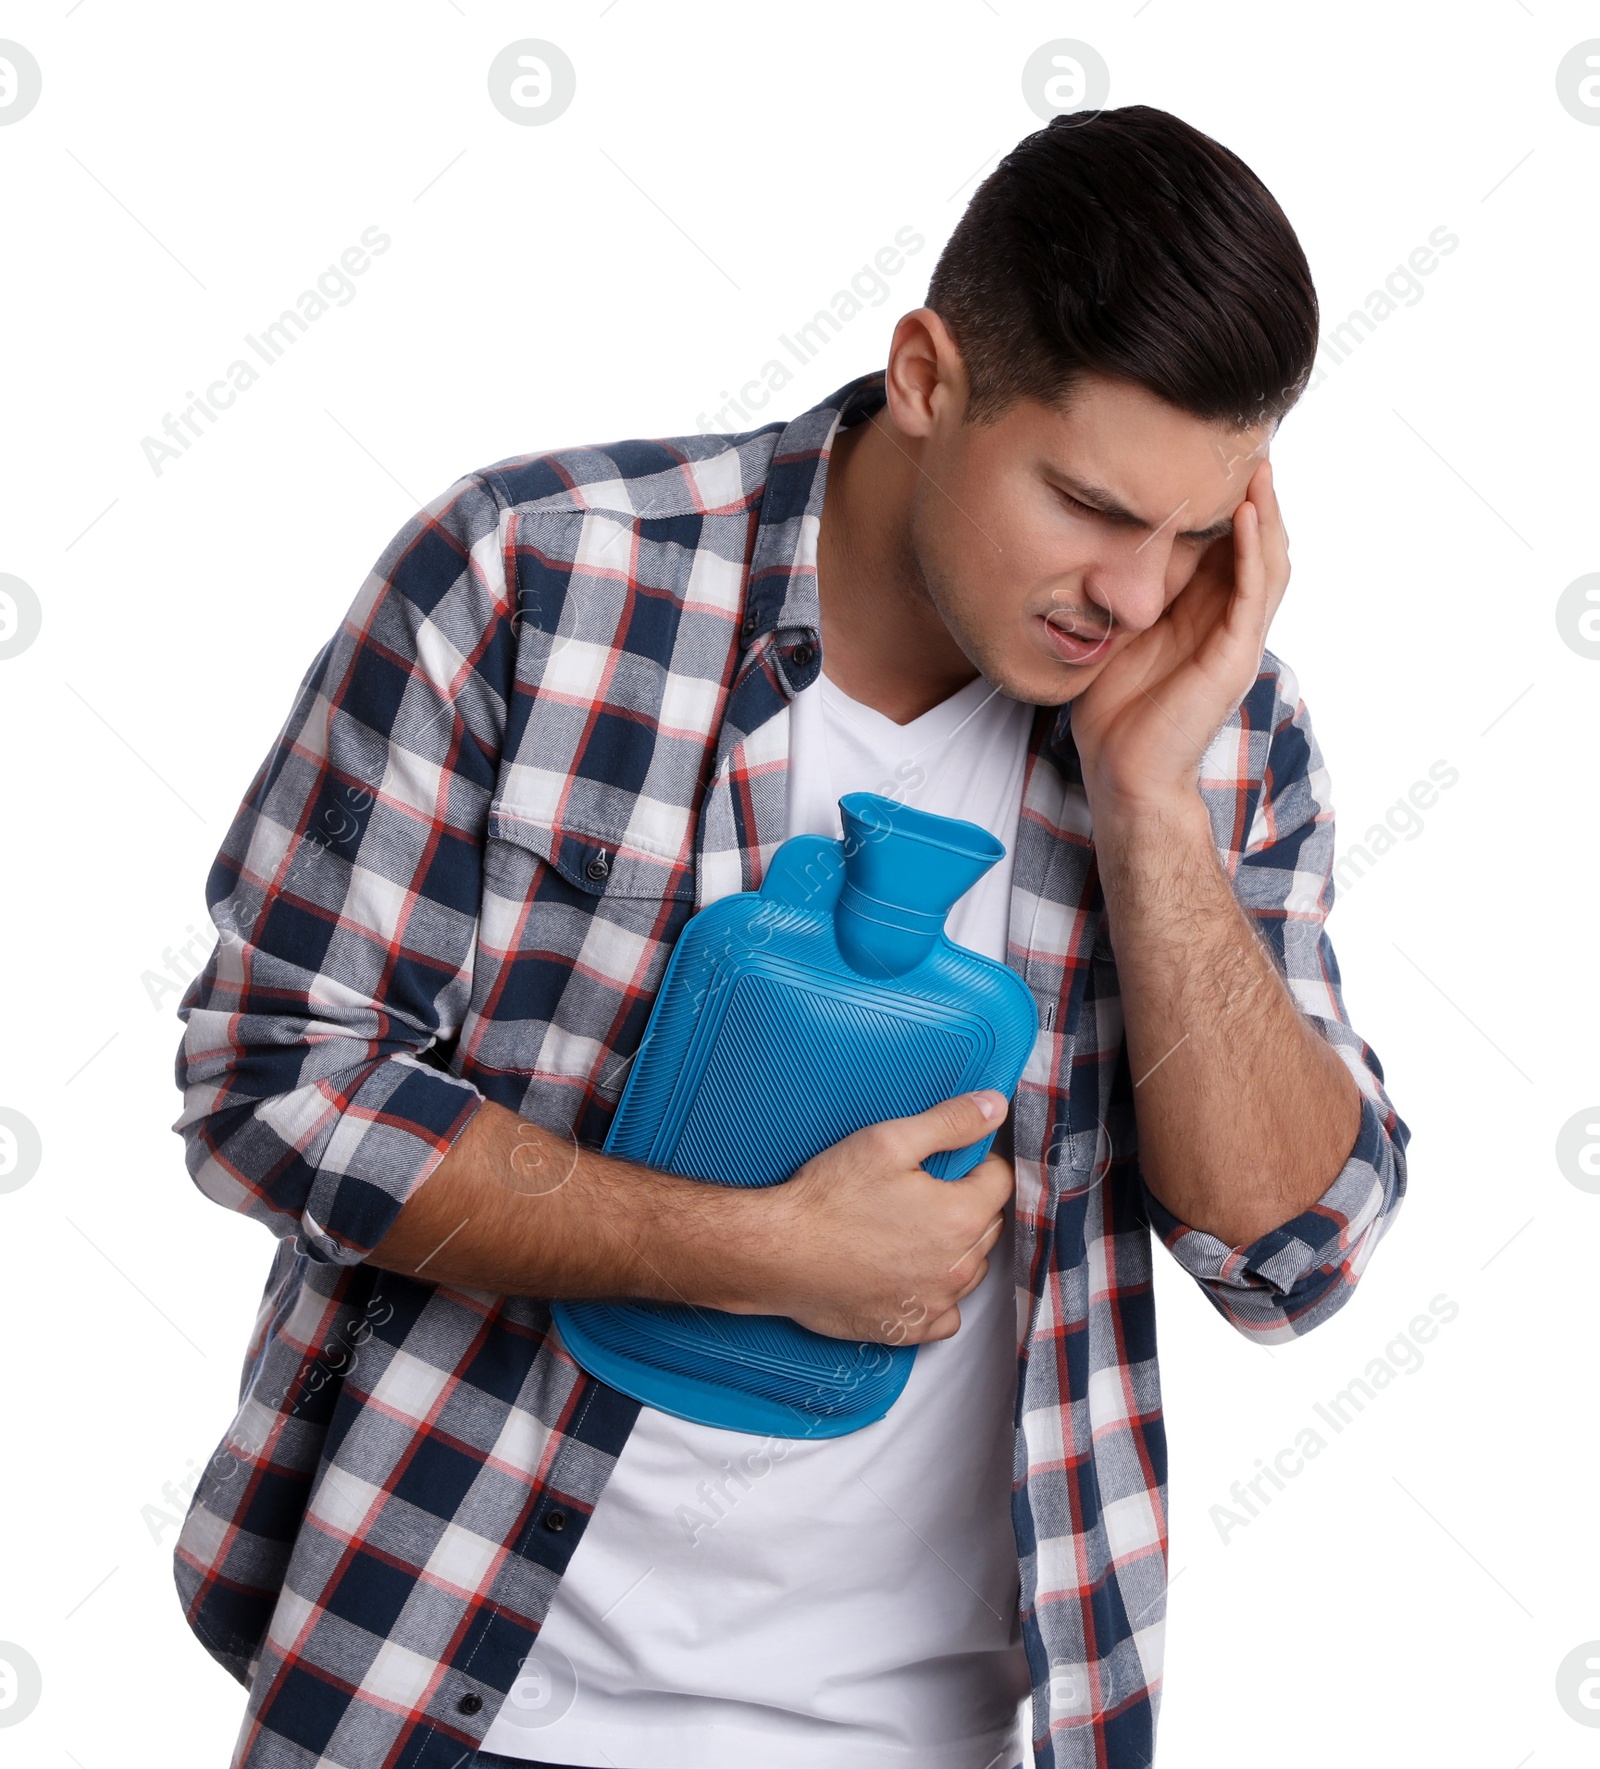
left=1039, top=610, right=1114, bottom=664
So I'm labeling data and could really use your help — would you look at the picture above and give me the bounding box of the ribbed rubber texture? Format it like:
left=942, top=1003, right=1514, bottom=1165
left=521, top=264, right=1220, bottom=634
left=551, top=815, right=1038, bottom=1437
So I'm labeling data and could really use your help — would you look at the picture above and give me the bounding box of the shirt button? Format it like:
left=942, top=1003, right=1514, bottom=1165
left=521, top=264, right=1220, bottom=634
left=545, top=1508, right=569, bottom=1532
left=791, top=643, right=814, bottom=667
left=585, top=855, right=609, bottom=881
left=457, top=1693, right=483, bottom=1715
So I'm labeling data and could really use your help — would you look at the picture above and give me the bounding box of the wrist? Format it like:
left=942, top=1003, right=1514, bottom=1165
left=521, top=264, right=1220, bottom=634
left=1090, top=788, right=1223, bottom=926
left=702, top=1181, right=799, bottom=1316
left=627, top=1163, right=793, bottom=1316
left=1088, top=782, right=1211, bottom=851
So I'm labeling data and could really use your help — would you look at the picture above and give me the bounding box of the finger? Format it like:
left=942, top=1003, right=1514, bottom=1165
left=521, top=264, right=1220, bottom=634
left=948, top=1209, right=1006, bottom=1279
left=1240, top=495, right=1287, bottom=640
left=921, top=1306, right=962, bottom=1343
left=953, top=1255, right=991, bottom=1303
left=876, top=1090, right=1007, bottom=1167
left=1253, top=458, right=1291, bottom=608
left=951, top=1153, right=1015, bottom=1212
left=1214, top=492, right=1268, bottom=656
left=1238, top=488, right=1260, bottom=619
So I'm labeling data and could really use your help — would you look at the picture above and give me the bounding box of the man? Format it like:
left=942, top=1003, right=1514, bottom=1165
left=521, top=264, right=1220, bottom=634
left=171, top=105, right=1409, bottom=1769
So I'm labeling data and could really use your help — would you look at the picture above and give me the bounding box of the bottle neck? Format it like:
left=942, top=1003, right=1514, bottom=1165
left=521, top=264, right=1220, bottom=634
left=834, top=880, right=946, bottom=979
left=830, top=792, right=1004, bottom=979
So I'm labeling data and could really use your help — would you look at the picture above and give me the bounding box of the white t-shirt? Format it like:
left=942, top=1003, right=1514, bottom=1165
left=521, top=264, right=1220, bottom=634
left=482, top=668, right=1036, bottom=1769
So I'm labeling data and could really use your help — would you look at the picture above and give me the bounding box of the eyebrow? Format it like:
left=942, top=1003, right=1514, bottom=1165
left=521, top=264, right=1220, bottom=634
left=1045, top=469, right=1236, bottom=545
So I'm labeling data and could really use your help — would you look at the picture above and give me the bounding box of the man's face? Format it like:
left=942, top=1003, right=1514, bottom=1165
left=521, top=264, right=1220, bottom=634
left=904, top=369, right=1275, bottom=706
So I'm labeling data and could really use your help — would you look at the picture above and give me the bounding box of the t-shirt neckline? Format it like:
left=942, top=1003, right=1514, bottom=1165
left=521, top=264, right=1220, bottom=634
left=817, top=669, right=1007, bottom=749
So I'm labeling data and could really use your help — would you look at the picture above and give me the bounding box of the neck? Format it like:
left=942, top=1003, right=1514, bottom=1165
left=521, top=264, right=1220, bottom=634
left=815, top=407, right=980, bottom=725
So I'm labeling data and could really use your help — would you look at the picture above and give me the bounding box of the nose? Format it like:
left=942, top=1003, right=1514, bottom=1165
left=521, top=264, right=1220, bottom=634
left=1081, top=533, right=1176, bottom=637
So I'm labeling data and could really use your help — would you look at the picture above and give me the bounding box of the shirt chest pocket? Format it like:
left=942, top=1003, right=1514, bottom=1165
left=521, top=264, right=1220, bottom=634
left=471, top=802, right=698, bottom=1100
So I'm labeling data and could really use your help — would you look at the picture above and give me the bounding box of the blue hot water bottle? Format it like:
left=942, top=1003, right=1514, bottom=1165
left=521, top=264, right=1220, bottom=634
left=550, top=790, right=1039, bottom=1438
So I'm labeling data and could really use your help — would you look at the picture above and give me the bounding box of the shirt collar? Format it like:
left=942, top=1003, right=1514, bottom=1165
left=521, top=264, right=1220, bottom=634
left=742, top=369, right=885, bottom=655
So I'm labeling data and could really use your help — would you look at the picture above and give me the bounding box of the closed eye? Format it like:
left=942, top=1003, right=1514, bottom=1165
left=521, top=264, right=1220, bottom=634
left=1055, top=488, right=1102, bottom=520
left=1054, top=484, right=1216, bottom=546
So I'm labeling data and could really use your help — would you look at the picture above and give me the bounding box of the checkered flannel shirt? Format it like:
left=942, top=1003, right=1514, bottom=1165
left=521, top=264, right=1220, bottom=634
left=171, top=368, right=1410, bottom=1769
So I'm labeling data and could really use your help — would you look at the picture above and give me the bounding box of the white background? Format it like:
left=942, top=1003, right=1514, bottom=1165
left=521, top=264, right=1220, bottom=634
left=2, top=1, right=1598, bottom=1764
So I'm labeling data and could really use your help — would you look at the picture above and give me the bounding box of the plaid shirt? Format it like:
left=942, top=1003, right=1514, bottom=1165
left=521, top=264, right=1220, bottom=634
left=171, top=368, right=1409, bottom=1769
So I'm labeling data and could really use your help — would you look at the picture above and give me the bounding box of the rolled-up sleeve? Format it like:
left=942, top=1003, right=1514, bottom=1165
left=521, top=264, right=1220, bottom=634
left=171, top=471, right=516, bottom=1264
left=1139, top=656, right=1411, bottom=1341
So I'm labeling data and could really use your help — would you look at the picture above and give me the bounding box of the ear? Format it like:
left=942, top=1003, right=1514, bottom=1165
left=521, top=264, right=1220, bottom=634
left=884, top=308, right=969, bottom=439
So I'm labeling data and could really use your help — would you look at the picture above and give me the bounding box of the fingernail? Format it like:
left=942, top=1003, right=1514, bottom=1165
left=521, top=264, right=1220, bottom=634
left=969, top=1091, right=1001, bottom=1121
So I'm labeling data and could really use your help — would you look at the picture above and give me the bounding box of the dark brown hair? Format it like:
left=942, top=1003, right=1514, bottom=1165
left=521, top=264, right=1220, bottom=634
left=926, top=105, right=1319, bottom=430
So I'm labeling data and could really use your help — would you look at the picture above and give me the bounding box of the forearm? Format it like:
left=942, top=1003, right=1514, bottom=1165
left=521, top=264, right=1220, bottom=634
left=368, top=1097, right=776, bottom=1309
left=367, top=1090, right=1016, bottom=1346
left=1094, top=791, right=1362, bottom=1249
